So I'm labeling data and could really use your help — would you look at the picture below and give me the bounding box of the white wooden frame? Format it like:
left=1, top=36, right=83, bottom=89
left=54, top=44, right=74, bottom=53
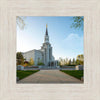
left=0, top=0, right=100, bottom=100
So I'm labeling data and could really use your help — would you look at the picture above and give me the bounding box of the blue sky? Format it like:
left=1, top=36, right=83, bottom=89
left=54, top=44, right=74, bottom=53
left=17, top=16, right=84, bottom=60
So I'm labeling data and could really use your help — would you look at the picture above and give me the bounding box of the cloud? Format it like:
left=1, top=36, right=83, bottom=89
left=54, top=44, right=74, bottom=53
left=63, top=33, right=83, bottom=50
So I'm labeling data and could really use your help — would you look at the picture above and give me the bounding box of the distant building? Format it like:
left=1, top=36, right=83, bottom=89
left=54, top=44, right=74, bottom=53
left=23, top=25, right=58, bottom=67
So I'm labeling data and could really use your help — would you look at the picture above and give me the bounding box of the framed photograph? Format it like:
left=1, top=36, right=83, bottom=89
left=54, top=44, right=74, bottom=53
left=16, top=16, right=84, bottom=84
left=0, top=0, right=100, bottom=100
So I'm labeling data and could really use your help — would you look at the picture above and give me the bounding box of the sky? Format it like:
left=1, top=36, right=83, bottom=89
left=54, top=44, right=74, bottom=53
left=17, top=16, right=84, bottom=60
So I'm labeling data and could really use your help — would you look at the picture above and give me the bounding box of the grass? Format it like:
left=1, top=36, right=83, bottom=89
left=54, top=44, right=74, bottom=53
left=17, top=70, right=39, bottom=80
left=60, top=70, right=83, bottom=80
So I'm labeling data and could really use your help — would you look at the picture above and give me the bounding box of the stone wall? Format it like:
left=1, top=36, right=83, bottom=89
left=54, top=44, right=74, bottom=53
left=75, top=65, right=83, bottom=70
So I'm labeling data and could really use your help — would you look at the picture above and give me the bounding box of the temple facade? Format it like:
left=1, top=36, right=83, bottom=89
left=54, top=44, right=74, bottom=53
left=23, top=25, right=58, bottom=67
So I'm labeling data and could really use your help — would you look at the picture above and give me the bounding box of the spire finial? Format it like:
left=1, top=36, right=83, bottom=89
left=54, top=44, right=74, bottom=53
left=46, top=24, right=48, bottom=28
left=46, top=24, right=48, bottom=35
left=44, top=24, right=49, bottom=43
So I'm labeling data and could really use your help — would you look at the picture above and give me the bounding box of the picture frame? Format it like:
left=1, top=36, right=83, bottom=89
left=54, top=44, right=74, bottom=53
left=0, top=0, right=100, bottom=100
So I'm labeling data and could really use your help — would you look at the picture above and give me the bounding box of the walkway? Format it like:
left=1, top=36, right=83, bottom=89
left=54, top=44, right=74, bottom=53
left=18, top=70, right=83, bottom=83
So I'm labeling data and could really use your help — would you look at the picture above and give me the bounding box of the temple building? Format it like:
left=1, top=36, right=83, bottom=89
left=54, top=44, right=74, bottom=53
left=23, top=25, right=58, bottom=67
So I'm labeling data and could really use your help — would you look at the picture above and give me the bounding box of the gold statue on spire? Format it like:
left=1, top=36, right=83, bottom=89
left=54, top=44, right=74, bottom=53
left=46, top=24, right=48, bottom=28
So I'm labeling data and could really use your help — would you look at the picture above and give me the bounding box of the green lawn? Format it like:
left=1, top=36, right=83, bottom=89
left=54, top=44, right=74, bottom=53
left=60, top=70, right=83, bottom=80
left=17, top=70, right=39, bottom=80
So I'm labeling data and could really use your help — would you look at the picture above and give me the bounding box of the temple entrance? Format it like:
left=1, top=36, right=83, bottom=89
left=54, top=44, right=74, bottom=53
left=45, top=61, right=60, bottom=69
left=39, top=61, right=60, bottom=70
left=48, top=61, right=58, bottom=67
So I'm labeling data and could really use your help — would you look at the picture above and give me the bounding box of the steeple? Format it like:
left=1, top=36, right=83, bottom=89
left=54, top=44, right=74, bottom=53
left=46, top=24, right=48, bottom=35
left=44, top=24, right=49, bottom=43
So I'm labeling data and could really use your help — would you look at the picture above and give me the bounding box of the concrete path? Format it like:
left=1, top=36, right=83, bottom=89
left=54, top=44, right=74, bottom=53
left=18, top=70, right=83, bottom=83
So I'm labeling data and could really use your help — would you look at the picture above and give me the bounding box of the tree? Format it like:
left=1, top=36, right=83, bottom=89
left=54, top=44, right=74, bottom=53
left=76, top=59, right=80, bottom=65
left=76, top=54, right=84, bottom=61
left=71, top=16, right=84, bottom=30
left=24, top=61, right=29, bottom=67
left=76, top=54, right=84, bottom=65
left=72, top=58, right=76, bottom=65
left=68, top=59, right=71, bottom=65
left=16, top=16, right=26, bottom=30
left=16, top=52, right=24, bottom=65
left=29, top=58, right=34, bottom=65
left=59, top=57, right=63, bottom=66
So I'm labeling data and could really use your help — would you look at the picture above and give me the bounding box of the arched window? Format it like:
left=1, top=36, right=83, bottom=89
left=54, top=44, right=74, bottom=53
left=38, top=57, right=40, bottom=63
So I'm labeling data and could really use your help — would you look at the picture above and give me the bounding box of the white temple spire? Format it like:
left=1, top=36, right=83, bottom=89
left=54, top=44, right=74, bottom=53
left=44, top=24, right=49, bottom=43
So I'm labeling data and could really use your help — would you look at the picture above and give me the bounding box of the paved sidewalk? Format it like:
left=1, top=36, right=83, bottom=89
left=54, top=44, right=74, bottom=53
left=18, top=70, right=83, bottom=83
